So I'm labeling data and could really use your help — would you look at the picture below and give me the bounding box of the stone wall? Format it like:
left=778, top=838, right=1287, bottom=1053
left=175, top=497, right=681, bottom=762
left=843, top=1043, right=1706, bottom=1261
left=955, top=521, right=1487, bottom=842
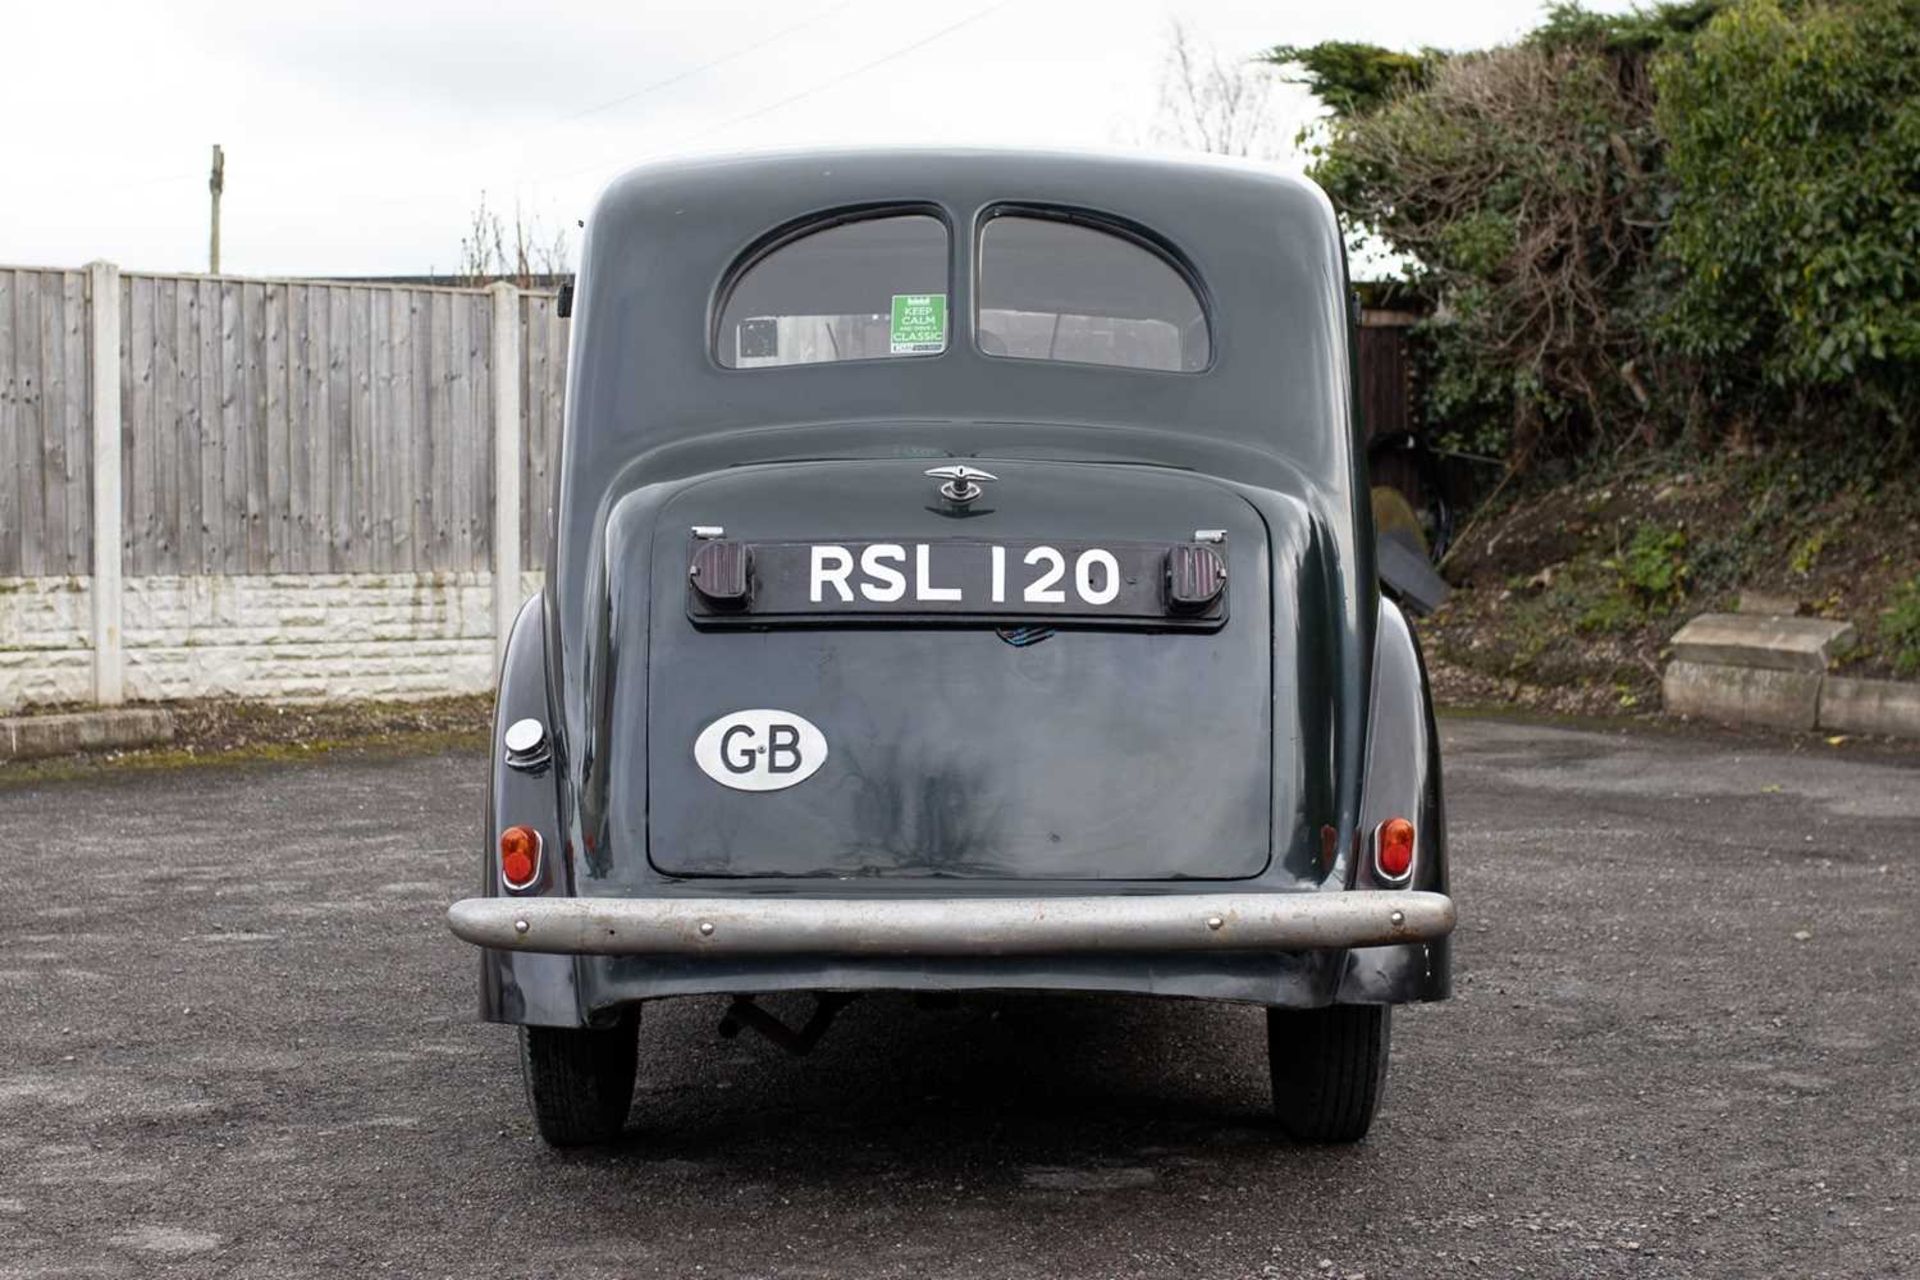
left=0, top=578, right=94, bottom=709
left=0, top=572, right=543, bottom=711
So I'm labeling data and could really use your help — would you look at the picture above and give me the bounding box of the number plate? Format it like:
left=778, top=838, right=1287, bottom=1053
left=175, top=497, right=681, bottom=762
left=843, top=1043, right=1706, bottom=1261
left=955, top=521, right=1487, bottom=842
left=687, top=539, right=1226, bottom=628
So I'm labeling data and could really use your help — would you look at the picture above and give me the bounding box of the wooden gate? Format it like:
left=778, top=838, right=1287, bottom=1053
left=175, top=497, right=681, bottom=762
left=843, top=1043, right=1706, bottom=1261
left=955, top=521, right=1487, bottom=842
left=1357, top=308, right=1422, bottom=509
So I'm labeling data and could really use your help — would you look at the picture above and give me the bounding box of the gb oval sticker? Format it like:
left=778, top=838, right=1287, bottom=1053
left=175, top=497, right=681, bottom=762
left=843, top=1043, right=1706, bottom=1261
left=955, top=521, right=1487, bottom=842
left=694, top=710, right=828, bottom=791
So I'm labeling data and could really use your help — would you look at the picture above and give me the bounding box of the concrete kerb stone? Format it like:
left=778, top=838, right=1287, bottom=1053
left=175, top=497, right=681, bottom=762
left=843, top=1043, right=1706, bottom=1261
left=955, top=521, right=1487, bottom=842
left=0, top=709, right=176, bottom=762
left=1663, top=660, right=1824, bottom=731
left=1664, top=610, right=1920, bottom=740
left=1669, top=612, right=1855, bottom=672
left=1819, top=676, right=1920, bottom=739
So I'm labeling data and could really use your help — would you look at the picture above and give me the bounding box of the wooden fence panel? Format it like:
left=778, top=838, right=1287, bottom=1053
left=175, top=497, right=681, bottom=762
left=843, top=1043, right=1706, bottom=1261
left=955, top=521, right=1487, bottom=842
left=0, top=268, right=91, bottom=577
left=3, top=270, right=568, bottom=582
left=468, top=297, right=493, bottom=570
left=122, top=274, right=152, bottom=571
left=99, top=277, right=513, bottom=576
left=1356, top=313, right=1429, bottom=516
left=57, top=271, right=91, bottom=574
left=408, top=289, right=434, bottom=570
left=519, top=294, right=566, bottom=568
left=264, top=282, right=289, bottom=572
left=0, top=272, right=17, bottom=575
left=217, top=279, right=245, bottom=574
left=1356, top=318, right=1414, bottom=443
left=449, top=292, right=476, bottom=570
left=385, top=289, right=412, bottom=571
left=196, top=277, right=222, bottom=575
left=243, top=280, right=268, bottom=573
left=285, top=281, right=312, bottom=572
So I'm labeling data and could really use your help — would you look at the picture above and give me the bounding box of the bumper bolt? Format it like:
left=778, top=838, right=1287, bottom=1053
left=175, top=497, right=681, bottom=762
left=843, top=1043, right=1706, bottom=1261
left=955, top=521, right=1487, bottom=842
left=1205, top=915, right=1224, bottom=931
left=1389, top=910, right=1405, bottom=927
left=698, top=921, right=715, bottom=937
left=513, top=918, right=530, bottom=935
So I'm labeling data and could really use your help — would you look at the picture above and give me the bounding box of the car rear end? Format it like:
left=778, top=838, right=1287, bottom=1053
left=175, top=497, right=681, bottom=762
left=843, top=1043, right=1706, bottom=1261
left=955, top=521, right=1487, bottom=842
left=447, top=148, right=1454, bottom=1147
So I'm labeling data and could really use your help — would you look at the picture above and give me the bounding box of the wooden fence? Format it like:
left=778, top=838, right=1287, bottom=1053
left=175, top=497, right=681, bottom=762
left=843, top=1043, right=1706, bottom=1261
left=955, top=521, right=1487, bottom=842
left=518, top=289, right=565, bottom=568
left=0, top=268, right=93, bottom=577
left=1356, top=309, right=1423, bottom=513
left=3, top=266, right=1428, bottom=710
left=1356, top=311, right=1417, bottom=443
left=2, top=275, right=1421, bottom=585
left=0, top=265, right=566, bottom=581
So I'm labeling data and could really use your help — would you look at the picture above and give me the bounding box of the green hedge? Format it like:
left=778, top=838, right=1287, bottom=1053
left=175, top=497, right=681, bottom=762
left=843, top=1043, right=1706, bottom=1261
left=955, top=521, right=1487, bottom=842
left=1272, top=0, right=1920, bottom=467
left=1654, top=0, right=1920, bottom=431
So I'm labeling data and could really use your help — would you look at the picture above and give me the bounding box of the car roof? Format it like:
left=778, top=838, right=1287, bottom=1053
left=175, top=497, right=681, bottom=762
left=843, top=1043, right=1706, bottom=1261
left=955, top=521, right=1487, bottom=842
left=564, top=146, right=1354, bottom=481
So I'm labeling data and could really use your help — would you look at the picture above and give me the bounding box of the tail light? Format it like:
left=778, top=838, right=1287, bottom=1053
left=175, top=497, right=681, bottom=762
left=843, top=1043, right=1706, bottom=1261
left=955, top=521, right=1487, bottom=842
left=1166, top=542, right=1228, bottom=612
left=689, top=538, right=752, bottom=610
left=1374, top=817, right=1415, bottom=883
left=499, top=825, right=543, bottom=891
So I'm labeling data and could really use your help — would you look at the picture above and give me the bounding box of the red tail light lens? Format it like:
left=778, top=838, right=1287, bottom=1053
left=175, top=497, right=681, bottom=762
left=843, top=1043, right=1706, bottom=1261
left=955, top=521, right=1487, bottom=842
left=500, top=825, right=542, bottom=890
left=1375, top=817, right=1415, bottom=881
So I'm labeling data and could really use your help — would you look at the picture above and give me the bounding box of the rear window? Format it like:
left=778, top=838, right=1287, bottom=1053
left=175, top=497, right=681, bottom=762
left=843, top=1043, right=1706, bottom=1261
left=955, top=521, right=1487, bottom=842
left=976, top=214, right=1209, bottom=372
left=717, top=214, right=948, bottom=368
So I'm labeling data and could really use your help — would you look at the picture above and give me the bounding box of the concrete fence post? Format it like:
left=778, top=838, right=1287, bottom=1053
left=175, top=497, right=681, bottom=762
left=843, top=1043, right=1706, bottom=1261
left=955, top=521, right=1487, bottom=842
left=87, top=261, right=124, bottom=706
left=489, top=282, right=522, bottom=665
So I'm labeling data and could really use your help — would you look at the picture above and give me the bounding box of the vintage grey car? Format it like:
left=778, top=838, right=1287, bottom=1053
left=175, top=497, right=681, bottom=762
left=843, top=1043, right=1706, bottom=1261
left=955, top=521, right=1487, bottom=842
left=447, top=148, right=1456, bottom=1147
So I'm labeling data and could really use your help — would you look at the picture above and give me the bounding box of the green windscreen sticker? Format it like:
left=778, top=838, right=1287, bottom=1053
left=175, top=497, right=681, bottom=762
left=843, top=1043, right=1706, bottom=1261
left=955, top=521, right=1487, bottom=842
left=889, top=294, right=947, bottom=355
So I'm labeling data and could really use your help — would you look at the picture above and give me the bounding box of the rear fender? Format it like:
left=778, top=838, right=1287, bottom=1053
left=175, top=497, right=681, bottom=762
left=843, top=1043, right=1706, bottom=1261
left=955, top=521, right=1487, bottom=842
left=479, top=594, right=586, bottom=1027
left=1337, top=598, right=1452, bottom=1002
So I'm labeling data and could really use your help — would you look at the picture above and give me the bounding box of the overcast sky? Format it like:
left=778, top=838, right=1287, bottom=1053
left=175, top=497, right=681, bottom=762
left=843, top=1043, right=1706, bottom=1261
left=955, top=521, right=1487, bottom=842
left=3, top=0, right=1630, bottom=277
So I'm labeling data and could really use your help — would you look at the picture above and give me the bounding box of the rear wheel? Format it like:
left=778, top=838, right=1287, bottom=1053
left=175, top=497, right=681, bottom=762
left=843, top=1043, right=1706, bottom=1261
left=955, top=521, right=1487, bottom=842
left=1266, top=1004, right=1390, bottom=1143
left=519, top=1010, right=640, bottom=1147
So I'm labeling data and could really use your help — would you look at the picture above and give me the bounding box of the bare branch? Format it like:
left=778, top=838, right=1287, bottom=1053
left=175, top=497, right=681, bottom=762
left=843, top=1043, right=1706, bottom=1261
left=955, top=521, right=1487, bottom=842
left=456, top=193, right=573, bottom=287
left=1154, top=21, right=1280, bottom=158
left=1315, top=43, right=1665, bottom=463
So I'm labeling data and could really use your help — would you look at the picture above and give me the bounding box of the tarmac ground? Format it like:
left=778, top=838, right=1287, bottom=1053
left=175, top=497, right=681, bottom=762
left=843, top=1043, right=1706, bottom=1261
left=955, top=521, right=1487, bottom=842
left=2, top=717, right=1916, bottom=1278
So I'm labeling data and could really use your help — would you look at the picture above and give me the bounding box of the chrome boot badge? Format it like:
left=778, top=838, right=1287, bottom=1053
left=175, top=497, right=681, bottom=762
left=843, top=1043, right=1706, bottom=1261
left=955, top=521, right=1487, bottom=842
left=924, top=465, right=997, bottom=504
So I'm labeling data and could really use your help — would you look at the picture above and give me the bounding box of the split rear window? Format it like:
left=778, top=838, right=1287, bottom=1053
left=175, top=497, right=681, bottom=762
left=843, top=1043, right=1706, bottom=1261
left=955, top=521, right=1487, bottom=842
left=715, top=209, right=1209, bottom=373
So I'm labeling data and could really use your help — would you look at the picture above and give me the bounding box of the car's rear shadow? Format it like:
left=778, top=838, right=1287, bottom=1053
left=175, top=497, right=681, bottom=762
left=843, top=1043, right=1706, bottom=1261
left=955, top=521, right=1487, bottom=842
left=554, top=992, right=1323, bottom=1175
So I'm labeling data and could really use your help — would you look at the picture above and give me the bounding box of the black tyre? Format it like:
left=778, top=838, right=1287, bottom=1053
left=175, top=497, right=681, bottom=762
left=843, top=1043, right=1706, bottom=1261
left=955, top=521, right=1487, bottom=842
left=1266, top=1004, right=1390, bottom=1144
left=519, top=1010, right=640, bottom=1147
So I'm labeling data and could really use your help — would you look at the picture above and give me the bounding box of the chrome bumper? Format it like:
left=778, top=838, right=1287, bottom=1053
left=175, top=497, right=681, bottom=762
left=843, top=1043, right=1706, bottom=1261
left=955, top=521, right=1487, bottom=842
left=446, top=890, right=1455, bottom=957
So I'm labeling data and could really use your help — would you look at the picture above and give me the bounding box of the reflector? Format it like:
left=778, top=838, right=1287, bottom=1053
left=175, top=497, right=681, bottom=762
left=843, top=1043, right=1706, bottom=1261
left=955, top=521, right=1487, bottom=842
left=500, top=825, right=542, bottom=890
left=1376, top=818, right=1415, bottom=881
